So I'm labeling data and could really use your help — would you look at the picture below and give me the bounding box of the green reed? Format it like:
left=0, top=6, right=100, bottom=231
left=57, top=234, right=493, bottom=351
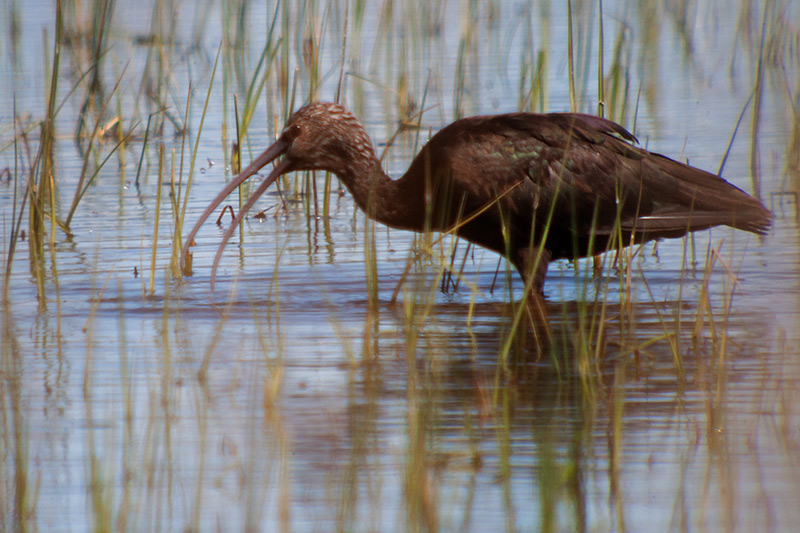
left=1, top=290, right=33, bottom=531
left=175, top=44, right=221, bottom=277
left=603, top=24, right=632, bottom=124
left=518, top=2, right=550, bottom=113
left=749, top=0, right=773, bottom=199
left=148, top=142, right=164, bottom=296
left=81, top=261, right=115, bottom=532
left=4, top=105, right=25, bottom=302
left=63, top=0, right=116, bottom=142
left=27, top=0, right=63, bottom=301
left=229, top=5, right=282, bottom=145
left=64, top=68, right=132, bottom=231
left=596, top=0, right=605, bottom=116
left=567, top=0, right=577, bottom=111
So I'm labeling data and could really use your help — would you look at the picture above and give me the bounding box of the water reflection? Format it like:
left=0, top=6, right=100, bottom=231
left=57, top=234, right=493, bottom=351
left=149, top=279, right=788, bottom=530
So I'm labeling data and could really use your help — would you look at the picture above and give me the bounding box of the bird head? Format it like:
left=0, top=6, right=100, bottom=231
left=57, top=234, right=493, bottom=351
left=179, top=102, right=372, bottom=286
left=279, top=102, right=375, bottom=173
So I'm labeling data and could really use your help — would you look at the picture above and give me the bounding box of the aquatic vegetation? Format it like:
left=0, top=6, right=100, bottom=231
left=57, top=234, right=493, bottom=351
left=1, top=0, right=798, bottom=531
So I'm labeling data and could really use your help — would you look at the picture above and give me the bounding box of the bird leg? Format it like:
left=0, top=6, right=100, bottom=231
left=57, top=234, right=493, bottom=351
left=514, top=246, right=552, bottom=340
left=515, top=246, right=552, bottom=296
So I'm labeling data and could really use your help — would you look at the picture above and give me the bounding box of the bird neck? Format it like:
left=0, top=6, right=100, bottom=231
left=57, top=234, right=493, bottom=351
left=336, top=155, right=425, bottom=232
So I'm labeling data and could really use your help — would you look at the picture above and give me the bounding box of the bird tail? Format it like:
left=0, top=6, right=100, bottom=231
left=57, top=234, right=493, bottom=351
left=633, top=208, right=771, bottom=237
left=631, top=152, right=773, bottom=236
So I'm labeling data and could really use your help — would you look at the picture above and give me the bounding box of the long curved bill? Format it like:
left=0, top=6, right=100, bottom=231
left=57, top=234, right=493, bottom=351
left=180, top=139, right=292, bottom=288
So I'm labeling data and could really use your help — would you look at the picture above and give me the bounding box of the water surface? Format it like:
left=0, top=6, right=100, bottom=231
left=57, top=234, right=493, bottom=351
left=2, top=0, right=799, bottom=531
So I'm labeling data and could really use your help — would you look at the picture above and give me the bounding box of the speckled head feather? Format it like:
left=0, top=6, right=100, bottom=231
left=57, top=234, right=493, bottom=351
left=281, top=102, right=376, bottom=173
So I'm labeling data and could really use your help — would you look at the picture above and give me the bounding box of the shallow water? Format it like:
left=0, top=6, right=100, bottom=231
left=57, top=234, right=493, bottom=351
left=2, top=0, right=800, bottom=531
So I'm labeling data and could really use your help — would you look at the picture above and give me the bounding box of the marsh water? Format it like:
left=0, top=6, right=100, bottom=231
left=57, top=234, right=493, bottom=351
left=2, top=0, right=799, bottom=531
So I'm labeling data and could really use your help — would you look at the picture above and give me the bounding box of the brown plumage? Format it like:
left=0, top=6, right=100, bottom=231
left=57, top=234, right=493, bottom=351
left=181, top=102, right=771, bottom=294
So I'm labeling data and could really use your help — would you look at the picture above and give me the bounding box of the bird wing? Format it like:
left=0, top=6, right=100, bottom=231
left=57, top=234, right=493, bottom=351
left=425, top=112, right=770, bottom=247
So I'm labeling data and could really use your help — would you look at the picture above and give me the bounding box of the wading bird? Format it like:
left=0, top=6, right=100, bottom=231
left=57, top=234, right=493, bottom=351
left=181, top=102, right=771, bottom=295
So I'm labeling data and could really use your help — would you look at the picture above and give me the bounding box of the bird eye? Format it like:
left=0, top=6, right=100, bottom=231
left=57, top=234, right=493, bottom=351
left=285, top=124, right=301, bottom=141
